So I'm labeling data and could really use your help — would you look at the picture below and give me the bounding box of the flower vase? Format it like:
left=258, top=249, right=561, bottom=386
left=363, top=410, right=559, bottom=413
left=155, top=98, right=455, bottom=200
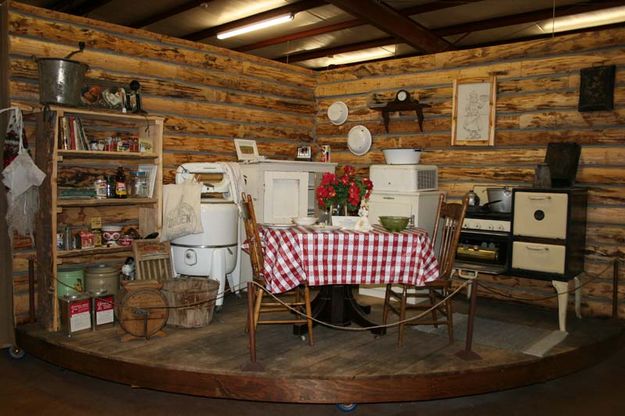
left=331, top=204, right=360, bottom=230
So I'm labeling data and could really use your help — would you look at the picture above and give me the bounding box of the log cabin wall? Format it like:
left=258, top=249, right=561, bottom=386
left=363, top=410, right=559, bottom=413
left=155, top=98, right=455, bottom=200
left=6, top=1, right=316, bottom=324
left=316, top=28, right=625, bottom=318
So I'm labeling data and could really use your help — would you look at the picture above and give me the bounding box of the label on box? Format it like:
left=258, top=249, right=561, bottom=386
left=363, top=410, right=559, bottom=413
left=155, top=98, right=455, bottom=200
left=69, top=299, right=91, bottom=332
left=95, top=296, right=114, bottom=325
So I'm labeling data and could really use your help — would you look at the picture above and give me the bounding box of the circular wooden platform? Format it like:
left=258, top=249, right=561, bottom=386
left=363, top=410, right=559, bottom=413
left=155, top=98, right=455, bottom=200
left=15, top=296, right=625, bottom=404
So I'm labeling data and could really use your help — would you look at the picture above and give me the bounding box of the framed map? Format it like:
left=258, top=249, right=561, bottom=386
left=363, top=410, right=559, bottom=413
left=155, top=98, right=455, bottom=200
left=451, top=76, right=496, bottom=146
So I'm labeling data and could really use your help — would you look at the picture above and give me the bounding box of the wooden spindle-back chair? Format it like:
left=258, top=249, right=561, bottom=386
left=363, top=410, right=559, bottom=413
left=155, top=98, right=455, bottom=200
left=241, top=193, right=314, bottom=346
left=382, top=193, right=468, bottom=346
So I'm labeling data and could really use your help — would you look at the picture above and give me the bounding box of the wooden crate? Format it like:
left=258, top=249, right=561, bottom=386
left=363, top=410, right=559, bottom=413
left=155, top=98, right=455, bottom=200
left=162, top=277, right=219, bottom=328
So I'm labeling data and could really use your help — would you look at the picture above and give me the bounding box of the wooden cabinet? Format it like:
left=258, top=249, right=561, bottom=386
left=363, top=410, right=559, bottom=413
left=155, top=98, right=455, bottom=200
left=34, top=106, right=163, bottom=331
left=239, top=160, right=336, bottom=282
left=239, top=160, right=336, bottom=224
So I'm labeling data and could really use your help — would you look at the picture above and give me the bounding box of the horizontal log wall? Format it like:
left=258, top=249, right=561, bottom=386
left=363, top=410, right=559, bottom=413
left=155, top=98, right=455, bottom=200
left=7, top=1, right=316, bottom=323
left=317, top=28, right=625, bottom=318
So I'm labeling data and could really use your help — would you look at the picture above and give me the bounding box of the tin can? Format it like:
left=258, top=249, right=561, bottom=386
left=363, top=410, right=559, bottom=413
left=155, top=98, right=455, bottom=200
left=56, top=233, right=64, bottom=249
left=94, top=176, right=107, bottom=199
left=59, top=293, right=92, bottom=336
left=321, top=145, right=331, bottom=162
left=91, top=293, right=115, bottom=329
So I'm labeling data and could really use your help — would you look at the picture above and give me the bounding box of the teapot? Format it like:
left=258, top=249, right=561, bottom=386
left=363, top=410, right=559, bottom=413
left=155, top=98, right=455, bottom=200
left=466, top=190, right=480, bottom=207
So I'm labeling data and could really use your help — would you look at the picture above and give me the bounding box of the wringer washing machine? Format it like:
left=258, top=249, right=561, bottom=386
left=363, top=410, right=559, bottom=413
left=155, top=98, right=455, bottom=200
left=171, top=163, right=243, bottom=309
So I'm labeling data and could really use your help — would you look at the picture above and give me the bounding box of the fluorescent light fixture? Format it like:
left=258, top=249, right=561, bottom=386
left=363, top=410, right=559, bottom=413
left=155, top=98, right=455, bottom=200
left=321, top=45, right=397, bottom=67
left=217, top=13, right=294, bottom=40
left=538, top=5, right=625, bottom=33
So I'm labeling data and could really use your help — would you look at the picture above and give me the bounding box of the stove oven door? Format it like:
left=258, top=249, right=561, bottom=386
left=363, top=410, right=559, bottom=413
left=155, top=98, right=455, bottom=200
left=455, top=230, right=511, bottom=275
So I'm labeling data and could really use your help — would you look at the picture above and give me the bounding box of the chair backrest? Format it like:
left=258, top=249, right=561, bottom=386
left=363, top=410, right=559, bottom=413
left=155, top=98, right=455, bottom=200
left=241, top=193, right=265, bottom=282
left=132, top=239, right=173, bottom=282
left=431, top=194, right=469, bottom=279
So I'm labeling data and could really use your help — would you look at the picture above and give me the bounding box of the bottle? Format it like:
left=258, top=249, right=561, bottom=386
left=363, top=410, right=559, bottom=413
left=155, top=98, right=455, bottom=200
left=114, top=167, right=127, bottom=198
left=106, top=175, right=116, bottom=199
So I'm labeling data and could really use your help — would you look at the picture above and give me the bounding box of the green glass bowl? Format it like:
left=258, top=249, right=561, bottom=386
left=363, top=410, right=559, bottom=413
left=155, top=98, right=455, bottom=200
left=379, top=216, right=410, bottom=232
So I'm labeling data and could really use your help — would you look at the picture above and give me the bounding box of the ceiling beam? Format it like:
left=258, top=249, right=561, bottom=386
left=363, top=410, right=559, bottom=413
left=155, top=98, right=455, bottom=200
left=47, top=0, right=113, bottom=15
left=129, top=1, right=214, bottom=29
left=277, top=37, right=398, bottom=64
left=325, top=0, right=452, bottom=53
left=70, top=0, right=113, bottom=16
left=236, top=18, right=360, bottom=53
left=436, top=0, right=625, bottom=37
left=235, top=0, right=481, bottom=53
left=182, top=0, right=327, bottom=42
left=275, top=0, right=625, bottom=65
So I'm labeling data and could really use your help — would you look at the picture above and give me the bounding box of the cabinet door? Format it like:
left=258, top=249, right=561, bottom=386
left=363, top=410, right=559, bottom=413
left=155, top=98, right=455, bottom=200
left=263, top=171, right=308, bottom=223
left=513, top=192, right=568, bottom=239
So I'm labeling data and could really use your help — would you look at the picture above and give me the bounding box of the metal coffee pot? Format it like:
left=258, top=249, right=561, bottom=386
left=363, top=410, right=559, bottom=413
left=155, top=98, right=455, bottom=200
left=466, top=190, right=480, bottom=207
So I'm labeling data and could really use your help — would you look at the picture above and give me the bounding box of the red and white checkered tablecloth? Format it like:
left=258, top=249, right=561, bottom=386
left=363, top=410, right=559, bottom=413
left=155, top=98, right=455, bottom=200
left=260, top=225, right=439, bottom=294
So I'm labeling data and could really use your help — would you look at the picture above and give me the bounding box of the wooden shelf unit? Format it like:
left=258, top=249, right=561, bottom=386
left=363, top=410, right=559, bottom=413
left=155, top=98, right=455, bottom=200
left=34, top=106, right=164, bottom=331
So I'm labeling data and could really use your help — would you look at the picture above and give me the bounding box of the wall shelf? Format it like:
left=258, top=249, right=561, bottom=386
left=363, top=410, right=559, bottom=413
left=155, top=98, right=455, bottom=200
left=370, top=100, right=431, bottom=133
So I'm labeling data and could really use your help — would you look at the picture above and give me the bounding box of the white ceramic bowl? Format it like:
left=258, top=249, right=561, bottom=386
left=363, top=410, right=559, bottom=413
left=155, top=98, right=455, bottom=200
left=293, top=216, right=317, bottom=226
left=383, top=148, right=422, bottom=164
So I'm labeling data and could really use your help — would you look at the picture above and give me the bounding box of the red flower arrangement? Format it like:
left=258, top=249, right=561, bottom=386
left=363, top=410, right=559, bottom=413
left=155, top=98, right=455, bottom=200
left=316, top=165, right=373, bottom=214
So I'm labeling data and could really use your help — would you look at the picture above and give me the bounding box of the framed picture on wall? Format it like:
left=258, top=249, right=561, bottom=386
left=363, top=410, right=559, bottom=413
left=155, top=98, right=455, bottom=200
left=451, top=76, right=496, bottom=146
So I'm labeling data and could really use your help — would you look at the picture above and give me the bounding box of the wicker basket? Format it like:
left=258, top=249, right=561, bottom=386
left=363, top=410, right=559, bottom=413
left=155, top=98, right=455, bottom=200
left=162, top=277, right=219, bottom=328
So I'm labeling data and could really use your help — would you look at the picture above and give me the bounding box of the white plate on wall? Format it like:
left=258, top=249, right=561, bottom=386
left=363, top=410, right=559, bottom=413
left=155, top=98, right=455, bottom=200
left=347, top=125, right=372, bottom=156
left=327, top=101, right=348, bottom=125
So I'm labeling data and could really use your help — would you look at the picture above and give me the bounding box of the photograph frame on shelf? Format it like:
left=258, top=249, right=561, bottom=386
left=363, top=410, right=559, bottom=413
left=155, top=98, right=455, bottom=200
left=451, top=75, right=496, bottom=146
left=234, top=139, right=260, bottom=161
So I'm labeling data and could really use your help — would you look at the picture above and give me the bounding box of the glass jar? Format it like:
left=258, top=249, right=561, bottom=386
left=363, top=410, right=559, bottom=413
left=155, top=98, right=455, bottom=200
left=94, top=176, right=107, bottom=199
left=131, top=171, right=148, bottom=198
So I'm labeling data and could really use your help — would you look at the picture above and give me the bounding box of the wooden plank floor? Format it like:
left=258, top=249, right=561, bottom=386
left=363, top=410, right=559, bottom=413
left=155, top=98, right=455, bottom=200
left=16, top=292, right=625, bottom=404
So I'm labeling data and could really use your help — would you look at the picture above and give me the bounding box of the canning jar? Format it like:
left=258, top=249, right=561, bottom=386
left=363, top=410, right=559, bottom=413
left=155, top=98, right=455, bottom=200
left=130, top=171, right=148, bottom=198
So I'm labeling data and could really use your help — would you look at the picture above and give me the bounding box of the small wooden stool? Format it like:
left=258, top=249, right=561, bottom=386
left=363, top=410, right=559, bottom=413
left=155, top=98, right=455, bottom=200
left=117, top=280, right=169, bottom=342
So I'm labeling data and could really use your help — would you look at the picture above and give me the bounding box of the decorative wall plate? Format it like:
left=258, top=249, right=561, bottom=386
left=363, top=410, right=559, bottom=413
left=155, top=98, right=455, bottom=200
left=347, top=125, right=372, bottom=156
left=327, top=101, right=348, bottom=125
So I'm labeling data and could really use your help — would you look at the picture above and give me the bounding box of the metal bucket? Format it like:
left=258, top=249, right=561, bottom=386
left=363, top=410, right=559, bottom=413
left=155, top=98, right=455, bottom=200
left=37, top=58, right=88, bottom=107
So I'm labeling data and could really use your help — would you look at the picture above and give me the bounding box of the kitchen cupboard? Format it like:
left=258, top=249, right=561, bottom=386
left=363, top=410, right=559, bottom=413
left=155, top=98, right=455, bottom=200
left=239, top=160, right=336, bottom=224
left=511, top=187, right=588, bottom=331
left=34, top=106, right=163, bottom=331
left=238, top=160, right=336, bottom=282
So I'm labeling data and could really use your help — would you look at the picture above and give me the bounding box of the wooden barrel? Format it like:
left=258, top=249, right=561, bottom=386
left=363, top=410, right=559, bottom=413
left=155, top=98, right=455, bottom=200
left=118, top=281, right=168, bottom=338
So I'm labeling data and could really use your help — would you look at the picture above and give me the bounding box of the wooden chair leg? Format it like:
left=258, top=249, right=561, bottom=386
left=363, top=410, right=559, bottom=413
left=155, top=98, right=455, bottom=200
left=253, top=287, right=264, bottom=330
left=246, top=281, right=257, bottom=363
left=445, top=289, right=454, bottom=343
left=398, top=286, right=408, bottom=346
left=429, top=287, right=439, bottom=328
left=304, top=286, right=314, bottom=346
